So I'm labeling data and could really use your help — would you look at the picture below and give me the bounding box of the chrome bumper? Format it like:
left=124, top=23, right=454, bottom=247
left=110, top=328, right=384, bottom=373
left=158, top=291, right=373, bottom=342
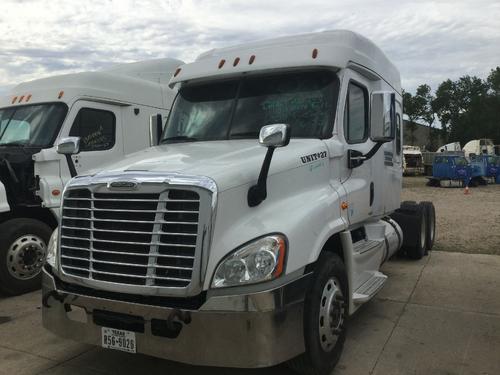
left=42, top=268, right=309, bottom=368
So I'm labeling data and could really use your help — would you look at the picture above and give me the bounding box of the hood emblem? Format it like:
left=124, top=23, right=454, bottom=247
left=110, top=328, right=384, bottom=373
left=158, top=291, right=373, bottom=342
left=108, top=180, right=139, bottom=190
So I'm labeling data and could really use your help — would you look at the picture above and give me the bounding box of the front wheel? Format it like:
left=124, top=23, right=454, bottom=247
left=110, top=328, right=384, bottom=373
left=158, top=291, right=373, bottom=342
left=287, top=252, right=348, bottom=375
left=0, top=218, right=52, bottom=295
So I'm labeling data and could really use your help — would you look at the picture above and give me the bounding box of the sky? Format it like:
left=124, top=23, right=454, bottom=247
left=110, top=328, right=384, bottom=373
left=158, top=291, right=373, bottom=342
left=1, top=0, right=499, bottom=96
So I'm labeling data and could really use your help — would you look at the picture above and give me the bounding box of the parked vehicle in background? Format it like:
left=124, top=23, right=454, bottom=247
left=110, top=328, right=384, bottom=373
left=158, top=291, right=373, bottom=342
left=469, top=154, right=499, bottom=185
left=462, top=138, right=495, bottom=157
left=0, top=58, right=183, bottom=295
left=427, top=155, right=471, bottom=187
left=422, top=142, right=464, bottom=176
left=42, top=30, right=435, bottom=375
left=403, top=145, right=424, bottom=175
left=437, top=142, right=461, bottom=152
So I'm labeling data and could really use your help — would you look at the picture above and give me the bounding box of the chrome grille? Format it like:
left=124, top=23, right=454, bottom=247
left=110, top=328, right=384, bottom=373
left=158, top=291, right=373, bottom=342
left=60, top=188, right=202, bottom=288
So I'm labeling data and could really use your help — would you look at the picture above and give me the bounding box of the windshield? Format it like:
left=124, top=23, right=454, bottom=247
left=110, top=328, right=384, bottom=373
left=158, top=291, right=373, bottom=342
left=162, top=70, right=339, bottom=143
left=0, top=103, right=68, bottom=147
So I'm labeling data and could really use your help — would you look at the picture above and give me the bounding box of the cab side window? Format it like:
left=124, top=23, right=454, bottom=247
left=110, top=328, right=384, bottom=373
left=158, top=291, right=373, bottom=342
left=343, top=82, right=368, bottom=143
left=69, top=108, right=115, bottom=151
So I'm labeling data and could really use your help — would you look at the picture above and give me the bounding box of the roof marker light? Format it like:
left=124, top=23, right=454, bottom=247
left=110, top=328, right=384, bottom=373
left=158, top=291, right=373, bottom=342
left=174, top=67, right=181, bottom=77
left=218, top=59, right=226, bottom=69
left=58, top=91, right=64, bottom=99
left=312, top=48, right=318, bottom=59
left=12, top=97, right=18, bottom=104
left=233, top=57, right=240, bottom=67
left=26, top=94, right=32, bottom=102
left=18, top=95, right=25, bottom=103
left=249, top=55, right=256, bottom=65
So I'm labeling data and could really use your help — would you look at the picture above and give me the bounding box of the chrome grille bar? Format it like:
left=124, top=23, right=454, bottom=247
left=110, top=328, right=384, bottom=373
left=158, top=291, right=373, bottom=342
left=60, top=187, right=201, bottom=289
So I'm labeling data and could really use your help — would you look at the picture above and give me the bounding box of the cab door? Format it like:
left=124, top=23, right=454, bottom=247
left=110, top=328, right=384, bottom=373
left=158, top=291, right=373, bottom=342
left=63, top=101, right=123, bottom=179
left=339, top=72, right=373, bottom=225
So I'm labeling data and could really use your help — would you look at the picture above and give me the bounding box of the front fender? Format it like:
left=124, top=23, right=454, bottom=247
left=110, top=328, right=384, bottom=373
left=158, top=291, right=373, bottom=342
left=204, top=164, right=347, bottom=290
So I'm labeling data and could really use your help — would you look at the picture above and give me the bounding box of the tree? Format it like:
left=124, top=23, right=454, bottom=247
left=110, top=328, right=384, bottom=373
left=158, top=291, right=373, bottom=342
left=415, top=84, right=436, bottom=150
left=402, top=90, right=422, bottom=145
left=432, top=75, right=491, bottom=145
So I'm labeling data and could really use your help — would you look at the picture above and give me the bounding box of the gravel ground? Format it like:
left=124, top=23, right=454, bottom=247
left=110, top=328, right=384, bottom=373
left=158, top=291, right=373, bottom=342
left=401, top=176, right=500, bottom=255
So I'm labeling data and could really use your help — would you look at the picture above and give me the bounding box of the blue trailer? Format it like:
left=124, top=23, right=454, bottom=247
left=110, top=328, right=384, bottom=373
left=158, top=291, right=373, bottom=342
left=426, top=155, right=471, bottom=187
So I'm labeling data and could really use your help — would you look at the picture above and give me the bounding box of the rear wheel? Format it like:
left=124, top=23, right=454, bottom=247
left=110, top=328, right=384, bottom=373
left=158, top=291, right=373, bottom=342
left=390, top=202, right=427, bottom=260
left=0, top=218, right=52, bottom=295
left=287, top=252, right=348, bottom=375
left=420, top=201, right=436, bottom=252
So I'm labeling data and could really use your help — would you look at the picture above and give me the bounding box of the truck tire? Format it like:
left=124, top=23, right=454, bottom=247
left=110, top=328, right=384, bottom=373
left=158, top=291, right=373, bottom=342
left=287, top=252, right=348, bottom=375
left=420, top=201, right=436, bottom=251
left=0, top=218, right=52, bottom=295
left=390, top=202, right=427, bottom=260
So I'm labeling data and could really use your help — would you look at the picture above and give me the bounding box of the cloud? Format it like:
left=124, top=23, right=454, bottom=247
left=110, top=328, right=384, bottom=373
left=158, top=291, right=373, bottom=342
left=0, top=0, right=499, bottom=94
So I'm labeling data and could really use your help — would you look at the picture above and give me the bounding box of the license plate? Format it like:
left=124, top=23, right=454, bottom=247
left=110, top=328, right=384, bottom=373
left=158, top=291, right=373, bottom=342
left=101, top=327, right=136, bottom=353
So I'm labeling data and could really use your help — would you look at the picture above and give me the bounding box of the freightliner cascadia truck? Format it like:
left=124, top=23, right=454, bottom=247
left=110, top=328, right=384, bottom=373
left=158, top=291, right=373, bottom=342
left=0, top=58, right=183, bottom=295
left=42, top=31, right=436, bottom=374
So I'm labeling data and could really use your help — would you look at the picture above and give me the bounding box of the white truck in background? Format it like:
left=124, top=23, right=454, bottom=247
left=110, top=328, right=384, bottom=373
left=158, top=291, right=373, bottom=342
left=462, top=138, right=495, bottom=157
left=42, top=31, right=436, bottom=374
left=437, top=141, right=461, bottom=153
left=0, top=58, right=183, bottom=295
left=402, top=145, right=424, bottom=175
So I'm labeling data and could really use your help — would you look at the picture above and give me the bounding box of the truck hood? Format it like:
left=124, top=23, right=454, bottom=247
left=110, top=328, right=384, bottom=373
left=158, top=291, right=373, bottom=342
left=89, top=139, right=328, bottom=192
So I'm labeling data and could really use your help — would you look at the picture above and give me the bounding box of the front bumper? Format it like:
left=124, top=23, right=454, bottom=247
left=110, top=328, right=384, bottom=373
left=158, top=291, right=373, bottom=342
left=42, top=268, right=309, bottom=368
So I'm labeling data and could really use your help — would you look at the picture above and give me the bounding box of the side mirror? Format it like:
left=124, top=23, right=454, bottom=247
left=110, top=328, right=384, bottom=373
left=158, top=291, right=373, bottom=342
left=56, top=137, right=80, bottom=155
left=259, top=124, right=291, bottom=148
left=149, top=114, right=163, bottom=146
left=248, top=124, right=291, bottom=207
left=371, top=92, right=396, bottom=142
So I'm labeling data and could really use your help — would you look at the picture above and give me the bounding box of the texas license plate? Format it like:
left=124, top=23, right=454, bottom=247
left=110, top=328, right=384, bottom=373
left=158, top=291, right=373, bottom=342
left=101, top=327, right=136, bottom=353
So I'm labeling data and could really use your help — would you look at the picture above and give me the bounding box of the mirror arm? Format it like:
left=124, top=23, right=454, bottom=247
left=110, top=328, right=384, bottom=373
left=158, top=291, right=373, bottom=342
left=364, top=141, right=384, bottom=160
left=65, top=154, right=78, bottom=177
left=348, top=142, right=384, bottom=169
left=247, top=146, right=276, bottom=207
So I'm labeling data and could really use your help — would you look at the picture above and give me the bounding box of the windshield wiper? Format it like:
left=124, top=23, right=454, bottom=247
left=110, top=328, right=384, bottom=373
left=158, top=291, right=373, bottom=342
left=0, top=142, right=28, bottom=147
left=230, top=131, right=259, bottom=138
left=160, top=136, right=198, bottom=144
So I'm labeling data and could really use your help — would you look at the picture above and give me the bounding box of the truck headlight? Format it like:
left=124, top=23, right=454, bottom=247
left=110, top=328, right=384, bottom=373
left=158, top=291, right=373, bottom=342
left=45, top=229, right=59, bottom=269
left=212, top=234, right=287, bottom=288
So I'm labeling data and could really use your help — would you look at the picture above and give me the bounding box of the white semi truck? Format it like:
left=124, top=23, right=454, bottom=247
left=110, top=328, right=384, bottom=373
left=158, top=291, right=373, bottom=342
left=462, top=138, right=495, bottom=157
left=42, top=31, right=436, bottom=374
left=0, top=58, right=183, bottom=295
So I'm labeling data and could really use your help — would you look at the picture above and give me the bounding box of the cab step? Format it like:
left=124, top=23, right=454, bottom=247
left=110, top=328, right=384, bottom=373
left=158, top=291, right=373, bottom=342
left=352, top=271, right=387, bottom=304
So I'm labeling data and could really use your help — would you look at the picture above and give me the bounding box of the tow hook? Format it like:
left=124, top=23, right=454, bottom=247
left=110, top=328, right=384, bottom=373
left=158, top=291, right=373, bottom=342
left=42, top=290, right=67, bottom=308
left=152, top=309, right=192, bottom=339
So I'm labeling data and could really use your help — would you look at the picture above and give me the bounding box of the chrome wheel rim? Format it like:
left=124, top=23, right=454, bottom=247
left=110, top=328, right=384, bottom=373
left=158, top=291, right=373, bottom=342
left=6, top=235, right=47, bottom=280
left=319, top=277, right=345, bottom=352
